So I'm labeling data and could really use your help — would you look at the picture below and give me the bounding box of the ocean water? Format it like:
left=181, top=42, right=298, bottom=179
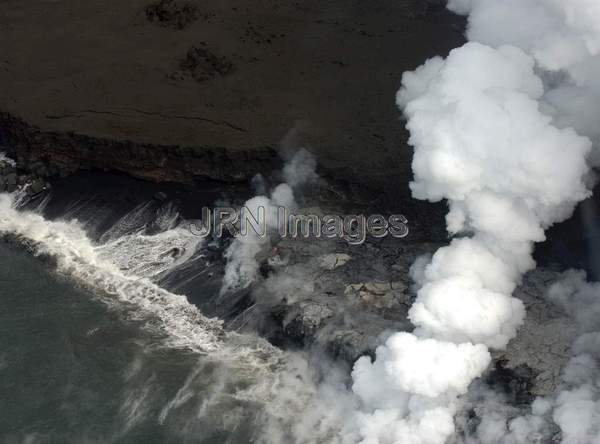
left=0, top=190, right=282, bottom=444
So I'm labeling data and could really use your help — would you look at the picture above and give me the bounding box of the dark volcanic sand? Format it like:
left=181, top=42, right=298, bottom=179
left=0, top=0, right=464, bottom=193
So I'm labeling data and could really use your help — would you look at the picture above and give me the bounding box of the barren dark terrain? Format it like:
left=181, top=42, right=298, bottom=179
left=0, top=0, right=463, bottom=199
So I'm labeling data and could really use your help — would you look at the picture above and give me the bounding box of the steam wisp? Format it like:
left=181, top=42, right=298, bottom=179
left=221, top=149, right=317, bottom=294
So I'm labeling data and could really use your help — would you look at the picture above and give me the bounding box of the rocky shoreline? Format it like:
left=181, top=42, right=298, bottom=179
left=0, top=149, right=50, bottom=199
left=0, top=148, right=584, bottom=428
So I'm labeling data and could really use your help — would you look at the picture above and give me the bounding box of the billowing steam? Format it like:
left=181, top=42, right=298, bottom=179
left=543, top=272, right=600, bottom=443
left=348, top=1, right=600, bottom=442
left=221, top=149, right=317, bottom=294
left=449, top=0, right=600, bottom=149
left=457, top=270, right=600, bottom=444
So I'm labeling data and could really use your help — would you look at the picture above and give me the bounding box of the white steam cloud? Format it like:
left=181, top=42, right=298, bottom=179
left=348, top=1, right=599, bottom=442
left=462, top=271, right=600, bottom=444
left=221, top=149, right=317, bottom=294
left=538, top=272, right=600, bottom=443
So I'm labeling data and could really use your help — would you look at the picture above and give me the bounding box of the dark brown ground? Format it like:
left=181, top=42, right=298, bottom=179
left=0, top=0, right=464, bottom=198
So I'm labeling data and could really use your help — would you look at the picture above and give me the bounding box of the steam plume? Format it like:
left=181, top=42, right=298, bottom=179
left=543, top=273, right=600, bottom=443
left=221, top=149, right=317, bottom=294
left=349, top=1, right=598, bottom=442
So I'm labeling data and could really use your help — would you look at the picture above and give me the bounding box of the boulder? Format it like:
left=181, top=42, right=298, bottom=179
left=318, top=253, right=352, bottom=271
left=282, top=300, right=334, bottom=345
left=29, top=178, right=46, bottom=195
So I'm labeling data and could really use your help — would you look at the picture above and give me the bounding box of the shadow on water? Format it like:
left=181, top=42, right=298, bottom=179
left=536, top=190, right=600, bottom=281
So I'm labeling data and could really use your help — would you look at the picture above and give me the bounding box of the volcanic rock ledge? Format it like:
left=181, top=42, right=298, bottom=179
left=0, top=113, right=278, bottom=184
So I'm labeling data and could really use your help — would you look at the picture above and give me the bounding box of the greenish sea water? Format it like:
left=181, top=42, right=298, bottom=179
left=0, top=242, right=259, bottom=444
